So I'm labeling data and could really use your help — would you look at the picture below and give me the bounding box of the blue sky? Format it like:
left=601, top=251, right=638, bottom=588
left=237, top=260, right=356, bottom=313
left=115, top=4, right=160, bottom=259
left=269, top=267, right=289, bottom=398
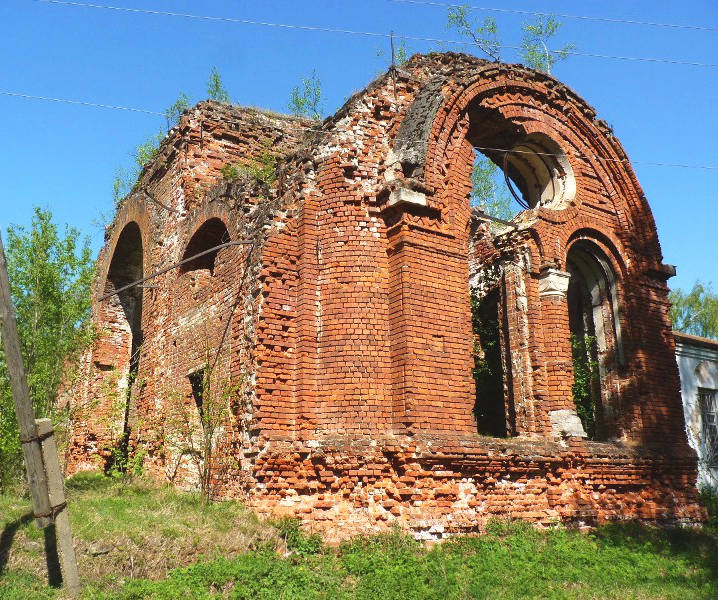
left=1, top=0, right=716, bottom=291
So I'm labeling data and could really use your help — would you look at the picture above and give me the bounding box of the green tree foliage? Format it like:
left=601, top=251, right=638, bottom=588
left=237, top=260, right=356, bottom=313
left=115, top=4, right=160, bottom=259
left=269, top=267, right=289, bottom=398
left=111, top=92, right=192, bottom=210
left=571, top=333, right=599, bottom=438
left=288, top=70, right=323, bottom=120
left=447, top=6, right=501, bottom=61
left=207, top=66, right=231, bottom=104
left=395, top=39, right=410, bottom=66
left=519, top=16, right=575, bottom=74
left=0, top=208, right=95, bottom=490
left=669, top=281, right=718, bottom=340
left=165, top=91, right=191, bottom=129
left=470, top=154, right=512, bottom=221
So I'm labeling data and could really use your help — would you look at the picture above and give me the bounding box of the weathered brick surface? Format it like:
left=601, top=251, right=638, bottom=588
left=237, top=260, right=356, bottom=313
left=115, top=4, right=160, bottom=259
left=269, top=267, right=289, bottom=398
left=63, top=53, right=703, bottom=538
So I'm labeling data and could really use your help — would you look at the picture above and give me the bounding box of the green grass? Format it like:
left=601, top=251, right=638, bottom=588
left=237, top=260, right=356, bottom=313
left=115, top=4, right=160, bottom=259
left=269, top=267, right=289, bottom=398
left=1, top=474, right=716, bottom=599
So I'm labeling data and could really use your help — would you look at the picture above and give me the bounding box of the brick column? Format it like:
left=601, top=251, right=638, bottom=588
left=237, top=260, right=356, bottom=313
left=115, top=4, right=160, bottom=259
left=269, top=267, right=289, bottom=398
left=537, top=267, right=587, bottom=439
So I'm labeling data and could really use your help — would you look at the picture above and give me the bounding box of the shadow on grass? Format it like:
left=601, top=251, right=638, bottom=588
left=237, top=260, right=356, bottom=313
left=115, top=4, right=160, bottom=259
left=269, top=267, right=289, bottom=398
left=592, top=520, right=718, bottom=582
left=43, top=524, right=62, bottom=588
left=1, top=514, right=64, bottom=588
left=65, top=471, right=113, bottom=493
left=0, top=512, right=33, bottom=577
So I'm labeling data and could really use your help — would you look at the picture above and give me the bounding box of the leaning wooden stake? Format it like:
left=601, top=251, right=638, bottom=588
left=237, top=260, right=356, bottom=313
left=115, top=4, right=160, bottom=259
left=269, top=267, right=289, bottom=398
left=36, top=418, right=81, bottom=593
left=0, top=232, right=52, bottom=525
left=0, top=231, right=80, bottom=593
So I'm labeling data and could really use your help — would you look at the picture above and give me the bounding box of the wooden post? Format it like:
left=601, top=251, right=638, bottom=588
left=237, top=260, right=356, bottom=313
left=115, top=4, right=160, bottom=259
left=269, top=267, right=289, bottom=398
left=0, top=231, right=52, bottom=527
left=36, top=418, right=81, bottom=594
left=0, top=231, right=81, bottom=593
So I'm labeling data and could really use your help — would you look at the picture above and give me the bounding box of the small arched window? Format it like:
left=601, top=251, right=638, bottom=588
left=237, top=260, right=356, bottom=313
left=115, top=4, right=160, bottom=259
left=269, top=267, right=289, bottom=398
left=179, top=218, right=231, bottom=276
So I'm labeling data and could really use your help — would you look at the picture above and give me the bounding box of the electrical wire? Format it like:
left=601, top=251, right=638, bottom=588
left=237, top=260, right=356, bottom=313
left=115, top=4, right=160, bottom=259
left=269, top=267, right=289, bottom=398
left=2, top=87, right=717, bottom=170
left=383, top=0, right=718, bottom=33
left=36, top=0, right=718, bottom=68
left=0, top=90, right=164, bottom=115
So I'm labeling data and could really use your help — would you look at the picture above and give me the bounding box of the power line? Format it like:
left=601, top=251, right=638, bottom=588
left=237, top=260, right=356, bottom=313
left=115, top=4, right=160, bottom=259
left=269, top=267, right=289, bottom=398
left=37, top=0, right=718, bottom=68
left=471, top=145, right=718, bottom=171
left=2, top=88, right=717, bottom=170
left=0, top=90, right=164, bottom=115
left=384, top=0, right=718, bottom=33
left=98, top=240, right=253, bottom=301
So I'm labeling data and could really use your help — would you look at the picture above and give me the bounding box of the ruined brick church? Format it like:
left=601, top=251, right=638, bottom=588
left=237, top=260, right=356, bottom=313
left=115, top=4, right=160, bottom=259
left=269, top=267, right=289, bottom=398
left=64, top=53, right=703, bottom=538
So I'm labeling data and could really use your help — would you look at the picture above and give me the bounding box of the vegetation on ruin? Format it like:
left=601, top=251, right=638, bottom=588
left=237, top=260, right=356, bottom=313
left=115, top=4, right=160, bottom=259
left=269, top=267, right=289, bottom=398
left=111, top=91, right=190, bottom=210
left=288, top=70, right=323, bottom=120
left=207, top=66, right=231, bottom=105
left=570, top=333, right=600, bottom=439
left=0, top=208, right=95, bottom=493
left=670, top=281, right=718, bottom=340
left=1, top=472, right=716, bottom=598
left=111, top=68, right=230, bottom=212
left=222, top=145, right=279, bottom=190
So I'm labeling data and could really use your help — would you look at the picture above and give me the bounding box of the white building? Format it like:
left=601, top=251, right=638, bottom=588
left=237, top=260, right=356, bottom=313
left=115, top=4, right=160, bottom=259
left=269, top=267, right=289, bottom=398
left=675, top=331, right=718, bottom=490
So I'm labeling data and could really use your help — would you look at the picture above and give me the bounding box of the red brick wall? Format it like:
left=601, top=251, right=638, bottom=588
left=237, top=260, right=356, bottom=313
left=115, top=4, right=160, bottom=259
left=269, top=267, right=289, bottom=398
left=64, top=54, right=703, bottom=538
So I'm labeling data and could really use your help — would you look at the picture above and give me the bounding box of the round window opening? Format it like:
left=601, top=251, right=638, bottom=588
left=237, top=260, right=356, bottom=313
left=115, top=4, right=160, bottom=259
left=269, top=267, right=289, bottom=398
left=503, top=133, right=575, bottom=210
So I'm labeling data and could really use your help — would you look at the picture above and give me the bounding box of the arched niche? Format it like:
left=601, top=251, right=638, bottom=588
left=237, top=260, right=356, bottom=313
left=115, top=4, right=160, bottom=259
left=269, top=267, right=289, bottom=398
left=97, top=221, right=144, bottom=473
left=179, top=218, right=231, bottom=276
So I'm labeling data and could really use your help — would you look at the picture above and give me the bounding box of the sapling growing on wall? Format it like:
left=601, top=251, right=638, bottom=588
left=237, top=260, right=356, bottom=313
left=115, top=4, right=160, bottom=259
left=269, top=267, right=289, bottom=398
left=207, top=66, right=231, bottom=104
left=288, top=70, right=323, bottom=120
left=111, top=91, right=193, bottom=210
left=447, top=6, right=501, bottom=61
left=519, top=16, right=575, bottom=74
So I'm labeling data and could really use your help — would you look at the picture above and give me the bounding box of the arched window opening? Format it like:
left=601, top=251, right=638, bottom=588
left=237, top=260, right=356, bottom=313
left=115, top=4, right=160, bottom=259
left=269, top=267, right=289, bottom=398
left=566, top=241, right=622, bottom=440
left=471, top=287, right=509, bottom=437
left=467, top=104, right=575, bottom=220
left=180, top=218, right=231, bottom=276
left=103, top=221, right=143, bottom=473
left=106, top=222, right=144, bottom=361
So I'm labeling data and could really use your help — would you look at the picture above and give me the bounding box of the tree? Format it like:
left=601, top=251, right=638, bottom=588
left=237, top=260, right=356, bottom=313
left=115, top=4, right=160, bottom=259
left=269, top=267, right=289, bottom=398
left=520, top=16, right=575, bottom=74
left=165, top=92, right=191, bottom=129
left=470, top=155, right=512, bottom=220
left=0, top=208, right=95, bottom=490
left=111, top=92, right=192, bottom=210
left=447, top=6, right=501, bottom=61
left=207, top=66, right=231, bottom=104
left=670, top=281, right=718, bottom=340
left=288, top=70, right=323, bottom=120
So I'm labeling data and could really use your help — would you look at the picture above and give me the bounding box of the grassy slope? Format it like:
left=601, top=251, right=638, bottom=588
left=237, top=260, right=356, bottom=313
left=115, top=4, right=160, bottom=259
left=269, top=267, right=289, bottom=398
left=0, top=474, right=716, bottom=599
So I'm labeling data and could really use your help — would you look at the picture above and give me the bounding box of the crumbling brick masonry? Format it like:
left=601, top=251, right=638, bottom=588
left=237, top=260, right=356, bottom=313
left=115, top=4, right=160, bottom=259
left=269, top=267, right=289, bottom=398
left=63, top=53, right=703, bottom=539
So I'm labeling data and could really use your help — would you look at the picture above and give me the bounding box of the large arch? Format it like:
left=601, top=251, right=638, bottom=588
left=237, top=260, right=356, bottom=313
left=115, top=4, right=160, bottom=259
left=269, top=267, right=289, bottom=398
left=389, top=60, right=661, bottom=255
left=97, top=221, right=144, bottom=471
